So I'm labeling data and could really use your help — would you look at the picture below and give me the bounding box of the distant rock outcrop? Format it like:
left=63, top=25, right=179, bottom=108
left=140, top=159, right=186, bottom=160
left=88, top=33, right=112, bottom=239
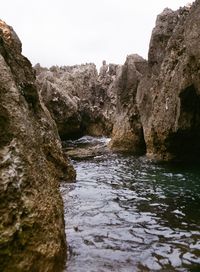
left=109, top=54, right=147, bottom=153
left=137, top=2, right=200, bottom=161
left=93, top=62, right=121, bottom=136
left=35, top=62, right=119, bottom=139
left=0, top=20, right=75, bottom=271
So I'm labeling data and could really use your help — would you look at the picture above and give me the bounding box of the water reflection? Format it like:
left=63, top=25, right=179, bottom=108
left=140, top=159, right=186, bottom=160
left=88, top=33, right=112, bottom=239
left=61, top=137, right=200, bottom=272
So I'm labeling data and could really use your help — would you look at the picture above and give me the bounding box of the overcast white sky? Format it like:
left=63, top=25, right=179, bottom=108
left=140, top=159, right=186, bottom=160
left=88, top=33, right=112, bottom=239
left=1, top=0, right=193, bottom=69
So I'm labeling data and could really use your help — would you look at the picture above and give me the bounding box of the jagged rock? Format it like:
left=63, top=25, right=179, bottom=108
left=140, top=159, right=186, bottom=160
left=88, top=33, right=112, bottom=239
left=92, top=64, right=121, bottom=136
left=136, top=8, right=181, bottom=141
left=148, top=8, right=179, bottom=74
left=36, top=62, right=119, bottom=139
left=109, top=54, right=147, bottom=153
left=36, top=64, right=98, bottom=139
left=137, top=2, right=200, bottom=161
left=0, top=20, right=75, bottom=271
left=36, top=69, right=82, bottom=139
left=99, top=60, right=108, bottom=78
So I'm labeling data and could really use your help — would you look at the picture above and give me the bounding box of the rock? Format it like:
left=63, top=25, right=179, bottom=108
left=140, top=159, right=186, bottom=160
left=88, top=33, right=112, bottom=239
left=34, top=1, right=200, bottom=163
left=63, top=136, right=110, bottom=159
left=137, top=2, right=200, bottom=161
left=65, top=144, right=110, bottom=160
left=36, top=69, right=82, bottom=139
left=91, top=63, right=121, bottom=136
left=148, top=8, right=179, bottom=74
left=0, top=20, right=75, bottom=271
left=109, top=54, right=147, bottom=154
left=99, top=60, right=108, bottom=78
left=36, top=55, right=146, bottom=154
left=36, top=63, right=99, bottom=139
left=36, top=62, right=119, bottom=139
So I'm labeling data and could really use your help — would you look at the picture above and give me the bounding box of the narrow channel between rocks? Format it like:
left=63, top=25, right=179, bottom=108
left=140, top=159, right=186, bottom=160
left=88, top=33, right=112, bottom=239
left=61, top=136, right=200, bottom=272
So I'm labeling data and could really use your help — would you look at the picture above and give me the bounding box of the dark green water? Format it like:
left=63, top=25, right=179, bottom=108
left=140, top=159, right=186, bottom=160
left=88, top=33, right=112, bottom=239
left=61, top=137, right=200, bottom=272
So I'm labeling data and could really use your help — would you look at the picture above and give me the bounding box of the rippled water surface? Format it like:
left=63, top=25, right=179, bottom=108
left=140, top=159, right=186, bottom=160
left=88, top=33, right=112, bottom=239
left=61, top=137, right=200, bottom=272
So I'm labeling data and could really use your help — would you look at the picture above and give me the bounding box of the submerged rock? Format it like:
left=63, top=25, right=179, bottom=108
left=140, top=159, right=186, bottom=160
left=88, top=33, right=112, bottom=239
left=63, top=136, right=111, bottom=159
left=0, top=20, right=75, bottom=271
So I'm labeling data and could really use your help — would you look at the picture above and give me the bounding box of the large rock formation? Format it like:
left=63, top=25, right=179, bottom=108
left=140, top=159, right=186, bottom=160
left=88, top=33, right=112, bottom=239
left=35, top=64, right=85, bottom=139
left=93, top=62, right=121, bottom=136
left=33, top=1, right=200, bottom=164
left=35, top=62, right=119, bottom=139
left=109, top=54, right=147, bottom=154
left=137, top=1, right=200, bottom=161
left=0, top=20, right=75, bottom=271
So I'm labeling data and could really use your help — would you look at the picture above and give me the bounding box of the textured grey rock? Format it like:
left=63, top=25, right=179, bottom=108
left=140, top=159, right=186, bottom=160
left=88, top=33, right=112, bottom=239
left=99, top=60, right=108, bottom=78
left=36, top=68, right=82, bottom=139
left=36, top=62, right=119, bottom=139
left=109, top=54, right=147, bottom=153
left=137, top=2, right=200, bottom=161
left=148, top=8, right=179, bottom=74
left=0, top=20, right=75, bottom=271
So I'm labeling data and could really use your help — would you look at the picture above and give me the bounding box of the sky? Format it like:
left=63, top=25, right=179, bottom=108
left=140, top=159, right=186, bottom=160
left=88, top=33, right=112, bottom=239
left=1, top=0, right=193, bottom=69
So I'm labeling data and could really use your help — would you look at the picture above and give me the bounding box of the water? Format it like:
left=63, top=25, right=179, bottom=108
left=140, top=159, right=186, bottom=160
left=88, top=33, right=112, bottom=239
left=61, top=137, right=200, bottom=272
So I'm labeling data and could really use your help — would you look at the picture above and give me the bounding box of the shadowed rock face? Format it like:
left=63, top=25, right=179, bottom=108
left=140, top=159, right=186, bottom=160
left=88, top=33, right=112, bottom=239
left=0, top=20, right=75, bottom=271
left=109, top=54, right=147, bottom=154
left=137, top=1, right=200, bottom=161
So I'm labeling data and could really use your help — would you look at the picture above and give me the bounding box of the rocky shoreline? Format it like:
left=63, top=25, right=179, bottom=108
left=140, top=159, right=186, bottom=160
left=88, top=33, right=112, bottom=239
left=35, top=1, right=200, bottom=162
left=1, top=0, right=200, bottom=270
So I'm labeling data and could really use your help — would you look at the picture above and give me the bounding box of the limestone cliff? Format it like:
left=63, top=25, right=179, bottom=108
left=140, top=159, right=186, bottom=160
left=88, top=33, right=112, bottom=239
left=137, top=1, right=200, bottom=161
left=0, top=20, right=75, bottom=271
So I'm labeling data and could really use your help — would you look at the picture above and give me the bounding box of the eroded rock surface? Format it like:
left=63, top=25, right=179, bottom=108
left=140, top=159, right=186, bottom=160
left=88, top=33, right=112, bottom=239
left=35, top=62, right=119, bottom=139
left=110, top=54, right=147, bottom=153
left=137, top=1, right=200, bottom=161
left=0, top=20, right=75, bottom=271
